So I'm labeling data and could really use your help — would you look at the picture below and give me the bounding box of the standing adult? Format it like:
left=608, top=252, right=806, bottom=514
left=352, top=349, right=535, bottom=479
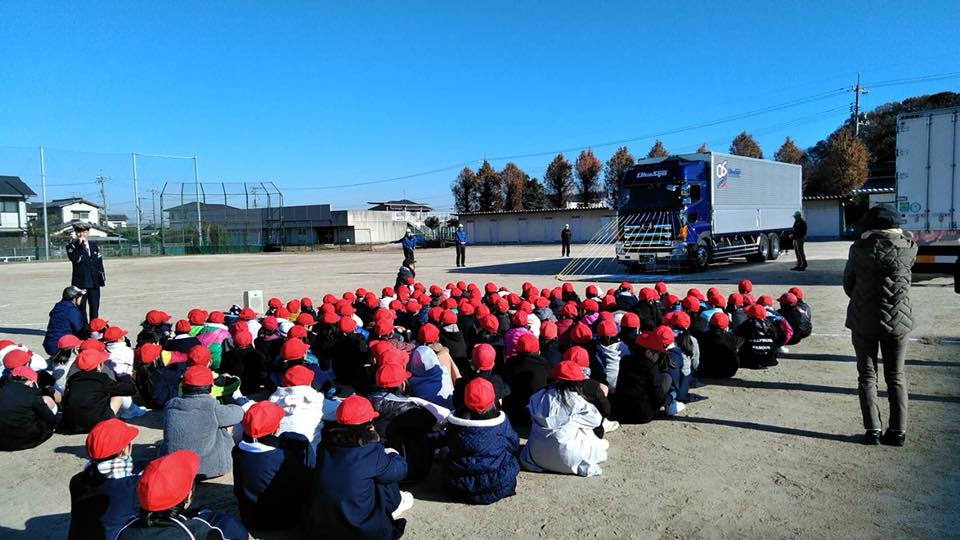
left=394, top=228, right=417, bottom=263
left=560, top=224, right=572, bottom=257
left=454, top=224, right=467, bottom=268
left=791, top=211, right=808, bottom=271
left=843, top=206, right=917, bottom=446
left=66, top=222, right=106, bottom=321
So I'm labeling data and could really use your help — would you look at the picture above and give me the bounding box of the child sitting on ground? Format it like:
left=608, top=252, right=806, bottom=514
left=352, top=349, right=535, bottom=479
left=451, top=343, right=511, bottom=412
left=445, top=378, right=520, bottom=505
left=0, top=364, right=57, bottom=451
left=694, top=312, right=743, bottom=379
left=61, top=349, right=138, bottom=434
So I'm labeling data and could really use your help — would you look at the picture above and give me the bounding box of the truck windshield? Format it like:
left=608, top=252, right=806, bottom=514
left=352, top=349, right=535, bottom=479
left=619, top=182, right=682, bottom=211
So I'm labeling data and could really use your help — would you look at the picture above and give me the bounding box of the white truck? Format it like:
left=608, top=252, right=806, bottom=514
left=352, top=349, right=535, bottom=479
left=896, top=107, right=960, bottom=267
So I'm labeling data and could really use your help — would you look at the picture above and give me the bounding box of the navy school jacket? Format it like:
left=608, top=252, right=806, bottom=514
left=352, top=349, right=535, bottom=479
left=444, top=411, right=519, bottom=505
left=232, top=432, right=314, bottom=531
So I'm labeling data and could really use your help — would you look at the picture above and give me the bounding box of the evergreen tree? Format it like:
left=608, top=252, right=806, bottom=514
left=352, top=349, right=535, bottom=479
left=730, top=131, right=763, bottom=158
left=575, top=148, right=603, bottom=206
left=501, top=162, right=525, bottom=211
left=476, top=160, right=504, bottom=212
left=774, top=136, right=806, bottom=164
left=603, top=146, right=635, bottom=205
left=544, top=153, right=574, bottom=209
left=451, top=167, right=480, bottom=213
left=647, top=139, right=669, bottom=158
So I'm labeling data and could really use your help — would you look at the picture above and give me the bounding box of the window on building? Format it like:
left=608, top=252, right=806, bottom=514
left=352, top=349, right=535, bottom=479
left=72, top=211, right=90, bottom=220
left=0, top=198, right=18, bottom=213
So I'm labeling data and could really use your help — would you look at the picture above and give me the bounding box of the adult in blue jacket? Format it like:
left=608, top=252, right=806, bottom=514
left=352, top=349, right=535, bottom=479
left=43, top=286, right=87, bottom=356
left=302, top=395, right=411, bottom=540
left=394, top=229, right=417, bottom=263
left=454, top=224, right=467, bottom=267
left=445, top=378, right=519, bottom=505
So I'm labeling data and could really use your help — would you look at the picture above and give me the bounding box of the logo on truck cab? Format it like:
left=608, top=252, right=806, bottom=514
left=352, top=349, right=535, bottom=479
left=636, top=170, right=668, bottom=178
left=715, top=160, right=741, bottom=189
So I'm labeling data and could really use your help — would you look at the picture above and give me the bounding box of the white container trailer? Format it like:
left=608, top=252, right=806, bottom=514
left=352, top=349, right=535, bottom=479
left=896, top=107, right=960, bottom=266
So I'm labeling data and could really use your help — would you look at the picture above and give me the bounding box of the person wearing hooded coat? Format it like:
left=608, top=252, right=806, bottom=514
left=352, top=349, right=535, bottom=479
left=500, top=334, right=550, bottom=430
left=520, top=361, right=609, bottom=477
left=0, top=365, right=57, bottom=451
left=43, top=286, right=87, bottom=356
left=612, top=327, right=676, bottom=424
left=694, top=313, right=743, bottom=379
left=407, top=344, right=454, bottom=408
left=445, top=378, right=519, bottom=505
left=735, top=305, right=780, bottom=369
left=268, top=365, right=333, bottom=444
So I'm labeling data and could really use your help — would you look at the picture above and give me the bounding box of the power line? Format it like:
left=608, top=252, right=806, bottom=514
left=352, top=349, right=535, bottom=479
left=866, top=71, right=960, bottom=89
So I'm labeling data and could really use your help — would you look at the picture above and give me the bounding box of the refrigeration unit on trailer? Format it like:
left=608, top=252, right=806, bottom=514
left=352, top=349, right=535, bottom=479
left=615, top=152, right=802, bottom=271
left=896, top=106, right=960, bottom=268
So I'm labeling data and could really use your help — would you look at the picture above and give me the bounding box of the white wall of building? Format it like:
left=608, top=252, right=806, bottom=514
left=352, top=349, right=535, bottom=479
left=802, top=199, right=843, bottom=240
left=460, top=209, right=615, bottom=244
left=58, top=201, right=101, bottom=224
left=0, top=200, right=27, bottom=229
left=341, top=210, right=410, bottom=244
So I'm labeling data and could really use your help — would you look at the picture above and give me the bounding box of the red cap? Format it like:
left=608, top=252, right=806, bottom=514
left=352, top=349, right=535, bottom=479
left=478, top=315, right=499, bottom=334
left=207, top=311, right=225, bottom=324
left=440, top=310, right=457, bottom=325
left=681, top=295, right=700, bottom=312
left=321, top=312, right=340, bottom=325
left=747, top=304, right=767, bottom=319
left=231, top=321, right=248, bottom=335
left=619, top=281, right=633, bottom=291
left=57, top=334, right=82, bottom=349
left=728, top=293, right=744, bottom=307
left=758, top=295, right=774, bottom=307
left=3, top=349, right=32, bottom=369
left=145, top=310, right=171, bottom=326
left=581, top=299, right=599, bottom=313
left=376, top=362, right=412, bottom=388
left=89, top=318, right=109, bottom=332
left=561, top=282, right=574, bottom=293
left=635, top=326, right=674, bottom=352
left=239, top=307, right=256, bottom=321
left=788, top=287, right=804, bottom=300
left=373, top=309, right=394, bottom=322
left=778, top=293, right=798, bottom=306
left=187, top=309, right=207, bottom=326
left=282, top=364, right=315, bottom=387
left=103, top=326, right=127, bottom=342
left=296, top=313, right=315, bottom=327
left=708, top=294, right=727, bottom=308
left=562, top=346, right=589, bottom=367
left=560, top=302, right=579, bottom=319
left=280, top=339, right=309, bottom=361
left=268, top=297, right=283, bottom=309
left=287, top=325, right=307, bottom=339
left=516, top=333, right=539, bottom=354
left=338, top=317, right=357, bottom=333
left=597, top=320, right=617, bottom=337
left=710, top=312, right=730, bottom=330
left=242, top=401, right=285, bottom=439
left=639, top=288, right=658, bottom=302
left=262, top=316, right=279, bottom=332
left=665, top=311, right=691, bottom=330
left=81, top=338, right=106, bottom=352
left=552, top=360, right=585, bottom=382
left=86, top=418, right=139, bottom=460
left=620, top=312, right=640, bottom=330
left=654, top=281, right=668, bottom=294
left=322, top=294, right=337, bottom=305
left=494, top=298, right=509, bottom=314
left=570, top=322, right=593, bottom=344
left=738, top=279, right=753, bottom=294
left=75, top=349, right=109, bottom=371
left=10, top=365, right=37, bottom=382
left=687, top=288, right=705, bottom=301
left=183, top=365, right=214, bottom=387
left=187, top=345, right=211, bottom=367
left=484, top=282, right=498, bottom=294
left=464, top=377, right=496, bottom=413
left=275, top=307, right=291, bottom=320
left=540, top=320, right=558, bottom=340
left=233, top=331, right=253, bottom=348
left=510, top=311, right=528, bottom=328
left=585, top=285, right=599, bottom=297
left=137, top=343, right=163, bottom=364
left=136, top=450, right=200, bottom=512
left=336, top=395, right=380, bottom=425
left=374, top=319, right=394, bottom=337
left=286, top=299, right=301, bottom=314
left=417, top=324, right=438, bottom=344
left=471, top=343, right=497, bottom=370
left=175, top=319, right=192, bottom=334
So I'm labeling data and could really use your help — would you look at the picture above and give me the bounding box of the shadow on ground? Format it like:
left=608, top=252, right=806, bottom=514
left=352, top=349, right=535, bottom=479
left=707, top=377, right=960, bottom=403
left=0, top=326, right=46, bottom=337
left=671, top=416, right=862, bottom=444
left=781, top=352, right=960, bottom=368
left=0, top=512, right=71, bottom=539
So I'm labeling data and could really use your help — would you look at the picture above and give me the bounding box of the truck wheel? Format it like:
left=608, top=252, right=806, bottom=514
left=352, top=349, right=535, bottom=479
left=746, top=234, right=769, bottom=262
left=691, top=243, right=711, bottom=272
left=767, top=233, right=781, bottom=260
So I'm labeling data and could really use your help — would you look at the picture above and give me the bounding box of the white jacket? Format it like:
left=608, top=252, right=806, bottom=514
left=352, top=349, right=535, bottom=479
left=520, top=387, right=609, bottom=477
left=268, top=385, right=330, bottom=443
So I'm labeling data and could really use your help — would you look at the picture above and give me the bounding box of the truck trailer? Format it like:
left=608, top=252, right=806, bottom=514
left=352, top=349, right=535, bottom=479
left=896, top=106, right=959, bottom=268
left=615, top=152, right=802, bottom=271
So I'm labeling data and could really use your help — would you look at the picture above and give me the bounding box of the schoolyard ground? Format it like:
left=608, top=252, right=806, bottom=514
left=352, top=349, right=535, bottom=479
left=0, top=241, right=958, bottom=539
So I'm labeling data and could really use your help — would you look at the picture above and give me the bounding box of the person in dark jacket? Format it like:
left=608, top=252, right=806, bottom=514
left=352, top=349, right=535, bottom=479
left=329, top=317, right=373, bottom=394
left=445, top=378, right=519, bottom=505
left=69, top=419, right=140, bottom=540
left=451, top=343, right=511, bottom=411
left=454, top=224, right=468, bottom=267
left=439, top=310, right=469, bottom=375
left=133, top=343, right=185, bottom=410
left=694, top=313, right=743, bottom=379
left=43, top=286, right=87, bottom=356
left=734, top=305, right=779, bottom=369
left=219, top=330, right=267, bottom=395
left=843, top=206, right=917, bottom=446
left=725, top=293, right=748, bottom=330
left=560, top=223, right=572, bottom=257
left=394, top=229, right=417, bottom=263
left=631, top=288, right=663, bottom=331
left=777, top=293, right=812, bottom=345
left=136, top=310, right=172, bottom=348
left=232, top=401, right=313, bottom=531
left=612, top=328, right=675, bottom=424
left=501, top=334, right=550, bottom=431
left=165, top=319, right=202, bottom=355
left=395, top=259, right=416, bottom=291
left=0, top=366, right=57, bottom=451
left=66, top=222, right=106, bottom=320
left=62, top=349, right=138, bottom=434
left=538, top=321, right=562, bottom=367
left=116, top=450, right=248, bottom=539
left=302, top=395, right=411, bottom=540
left=791, top=211, right=808, bottom=271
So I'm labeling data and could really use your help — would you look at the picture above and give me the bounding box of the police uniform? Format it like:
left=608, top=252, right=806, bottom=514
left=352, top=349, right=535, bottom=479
left=66, top=224, right=106, bottom=320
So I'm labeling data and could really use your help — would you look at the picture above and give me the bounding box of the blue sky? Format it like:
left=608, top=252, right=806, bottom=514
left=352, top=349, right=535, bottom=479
left=1, top=1, right=958, bottom=219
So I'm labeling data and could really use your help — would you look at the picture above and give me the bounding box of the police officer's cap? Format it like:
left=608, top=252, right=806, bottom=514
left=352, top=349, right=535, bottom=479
left=73, top=222, right=91, bottom=232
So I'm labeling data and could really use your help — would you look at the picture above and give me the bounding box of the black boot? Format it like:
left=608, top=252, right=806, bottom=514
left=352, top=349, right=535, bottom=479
left=863, top=430, right=881, bottom=445
left=880, top=430, right=905, bottom=446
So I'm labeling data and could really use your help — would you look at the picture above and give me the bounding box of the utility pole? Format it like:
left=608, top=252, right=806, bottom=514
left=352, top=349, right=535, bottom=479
left=96, top=173, right=108, bottom=226
left=848, top=73, right=869, bottom=136
left=39, top=146, right=49, bottom=259
left=251, top=185, right=259, bottom=208
left=131, top=153, right=142, bottom=252
left=150, top=188, right=159, bottom=225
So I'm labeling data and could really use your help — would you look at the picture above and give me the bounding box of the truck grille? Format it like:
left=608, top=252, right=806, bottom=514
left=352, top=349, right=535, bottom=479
left=621, top=223, right=674, bottom=253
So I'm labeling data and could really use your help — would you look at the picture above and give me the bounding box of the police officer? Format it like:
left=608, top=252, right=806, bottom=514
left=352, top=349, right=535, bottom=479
left=66, top=222, right=106, bottom=321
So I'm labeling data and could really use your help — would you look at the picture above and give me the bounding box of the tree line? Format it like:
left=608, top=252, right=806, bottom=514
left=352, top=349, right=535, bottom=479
left=451, top=91, right=960, bottom=212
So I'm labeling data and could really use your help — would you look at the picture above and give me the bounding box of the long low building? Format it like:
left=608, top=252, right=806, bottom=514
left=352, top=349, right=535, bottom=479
left=456, top=207, right=615, bottom=244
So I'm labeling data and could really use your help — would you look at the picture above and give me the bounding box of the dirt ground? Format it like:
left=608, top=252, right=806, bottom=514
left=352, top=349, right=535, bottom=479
left=1, top=242, right=958, bottom=539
